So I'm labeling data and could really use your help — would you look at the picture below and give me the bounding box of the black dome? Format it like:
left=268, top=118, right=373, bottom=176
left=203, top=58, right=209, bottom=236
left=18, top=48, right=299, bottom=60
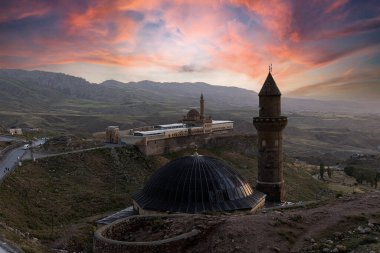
left=187, top=109, right=200, bottom=118
left=133, top=155, right=265, bottom=213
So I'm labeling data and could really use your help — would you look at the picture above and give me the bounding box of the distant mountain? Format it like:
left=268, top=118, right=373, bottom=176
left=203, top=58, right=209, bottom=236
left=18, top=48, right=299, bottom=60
left=287, top=81, right=380, bottom=102
left=1, top=69, right=378, bottom=115
left=0, top=69, right=258, bottom=114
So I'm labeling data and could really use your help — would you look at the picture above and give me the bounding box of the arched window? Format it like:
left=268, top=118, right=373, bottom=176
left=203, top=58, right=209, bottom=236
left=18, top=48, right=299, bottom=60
left=262, top=140, right=266, bottom=147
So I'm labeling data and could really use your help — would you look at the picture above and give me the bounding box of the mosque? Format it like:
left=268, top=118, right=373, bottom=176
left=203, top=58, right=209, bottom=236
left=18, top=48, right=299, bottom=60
left=94, top=69, right=288, bottom=252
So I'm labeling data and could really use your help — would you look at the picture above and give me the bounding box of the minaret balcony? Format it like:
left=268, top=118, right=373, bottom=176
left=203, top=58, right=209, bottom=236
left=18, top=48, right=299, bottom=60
left=253, top=116, right=287, bottom=131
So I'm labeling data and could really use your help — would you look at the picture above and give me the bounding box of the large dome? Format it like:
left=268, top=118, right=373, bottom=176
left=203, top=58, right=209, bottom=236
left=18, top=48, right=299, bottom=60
left=186, top=109, right=200, bottom=118
left=133, top=155, right=265, bottom=214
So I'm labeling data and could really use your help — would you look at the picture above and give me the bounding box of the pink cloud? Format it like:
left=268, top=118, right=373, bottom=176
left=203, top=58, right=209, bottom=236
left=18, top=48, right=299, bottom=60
left=325, top=0, right=349, bottom=14
left=0, top=0, right=51, bottom=22
left=229, top=0, right=293, bottom=39
left=0, top=0, right=379, bottom=93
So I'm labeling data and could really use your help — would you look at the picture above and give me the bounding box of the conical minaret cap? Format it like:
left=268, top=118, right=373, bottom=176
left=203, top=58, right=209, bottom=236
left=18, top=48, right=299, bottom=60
left=259, top=72, right=281, bottom=96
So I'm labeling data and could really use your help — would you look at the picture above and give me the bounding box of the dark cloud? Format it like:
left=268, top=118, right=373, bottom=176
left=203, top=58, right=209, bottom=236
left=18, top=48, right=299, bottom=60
left=179, top=65, right=197, bottom=72
left=123, top=10, right=145, bottom=22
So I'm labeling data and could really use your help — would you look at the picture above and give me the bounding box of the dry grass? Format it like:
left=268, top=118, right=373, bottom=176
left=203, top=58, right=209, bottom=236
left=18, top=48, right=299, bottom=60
left=0, top=140, right=329, bottom=252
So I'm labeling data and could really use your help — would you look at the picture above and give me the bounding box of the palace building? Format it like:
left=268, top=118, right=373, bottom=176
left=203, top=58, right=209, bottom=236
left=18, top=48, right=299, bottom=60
left=119, top=94, right=234, bottom=155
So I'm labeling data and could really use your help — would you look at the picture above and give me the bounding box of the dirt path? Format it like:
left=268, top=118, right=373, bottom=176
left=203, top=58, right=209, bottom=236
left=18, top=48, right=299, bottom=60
left=189, top=191, right=380, bottom=253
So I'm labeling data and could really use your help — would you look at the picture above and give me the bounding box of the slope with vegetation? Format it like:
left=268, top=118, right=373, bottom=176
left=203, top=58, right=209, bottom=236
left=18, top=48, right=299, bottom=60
left=0, top=135, right=327, bottom=252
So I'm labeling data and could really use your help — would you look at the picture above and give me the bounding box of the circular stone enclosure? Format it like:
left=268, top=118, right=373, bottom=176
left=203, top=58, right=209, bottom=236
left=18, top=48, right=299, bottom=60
left=93, top=214, right=201, bottom=253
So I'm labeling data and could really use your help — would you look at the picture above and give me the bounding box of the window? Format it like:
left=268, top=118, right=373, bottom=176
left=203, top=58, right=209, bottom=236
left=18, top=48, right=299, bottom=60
left=262, top=140, right=266, bottom=147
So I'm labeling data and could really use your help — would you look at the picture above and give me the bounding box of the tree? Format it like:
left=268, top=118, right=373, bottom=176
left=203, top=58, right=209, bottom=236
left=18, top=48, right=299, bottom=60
left=327, top=166, right=332, bottom=178
left=319, top=162, right=325, bottom=180
left=374, top=172, right=380, bottom=189
left=344, top=166, right=355, bottom=176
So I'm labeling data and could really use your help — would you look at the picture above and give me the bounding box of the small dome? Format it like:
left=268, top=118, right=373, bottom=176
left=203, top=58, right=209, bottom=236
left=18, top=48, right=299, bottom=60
left=133, top=155, right=265, bottom=213
left=186, top=109, right=200, bottom=118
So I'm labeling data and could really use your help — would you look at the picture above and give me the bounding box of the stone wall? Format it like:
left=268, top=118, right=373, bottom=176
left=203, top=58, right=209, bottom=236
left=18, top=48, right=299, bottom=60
left=93, top=215, right=200, bottom=253
left=136, top=130, right=233, bottom=156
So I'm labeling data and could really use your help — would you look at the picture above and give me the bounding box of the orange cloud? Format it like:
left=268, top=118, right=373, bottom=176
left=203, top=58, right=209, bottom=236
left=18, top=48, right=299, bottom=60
left=228, top=0, right=293, bottom=39
left=66, top=1, right=139, bottom=43
left=1, top=0, right=379, bottom=94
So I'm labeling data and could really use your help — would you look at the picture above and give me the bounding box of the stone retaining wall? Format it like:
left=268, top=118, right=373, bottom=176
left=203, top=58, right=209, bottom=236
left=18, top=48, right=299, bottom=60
left=93, top=214, right=200, bottom=253
left=136, top=130, right=233, bottom=156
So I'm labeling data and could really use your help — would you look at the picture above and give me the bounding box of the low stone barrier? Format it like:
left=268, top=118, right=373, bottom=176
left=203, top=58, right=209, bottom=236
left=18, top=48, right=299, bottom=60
left=93, top=214, right=200, bottom=253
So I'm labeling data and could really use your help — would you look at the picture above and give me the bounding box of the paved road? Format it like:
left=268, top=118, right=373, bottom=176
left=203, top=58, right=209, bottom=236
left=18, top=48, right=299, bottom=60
left=0, top=139, right=46, bottom=181
left=0, top=146, right=26, bottom=180
left=0, top=241, right=19, bottom=253
left=0, top=137, right=18, bottom=142
left=0, top=138, right=46, bottom=252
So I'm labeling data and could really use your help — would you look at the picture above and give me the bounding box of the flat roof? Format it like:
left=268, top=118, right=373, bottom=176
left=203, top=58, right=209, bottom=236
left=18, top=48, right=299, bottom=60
left=135, top=130, right=166, bottom=134
left=155, top=123, right=186, bottom=127
left=212, top=120, right=234, bottom=124
left=135, top=127, right=189, bottom=135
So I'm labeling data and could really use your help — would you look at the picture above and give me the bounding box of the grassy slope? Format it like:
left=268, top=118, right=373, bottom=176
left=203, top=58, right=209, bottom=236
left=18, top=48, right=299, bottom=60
left=0, top=140, right=326, bottom=252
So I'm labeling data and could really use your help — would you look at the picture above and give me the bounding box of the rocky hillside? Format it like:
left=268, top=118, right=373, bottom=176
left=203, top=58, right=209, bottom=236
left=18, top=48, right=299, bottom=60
left=189, top=192, right=380, bottom=253
left=0, top=135, right=327, bottom=252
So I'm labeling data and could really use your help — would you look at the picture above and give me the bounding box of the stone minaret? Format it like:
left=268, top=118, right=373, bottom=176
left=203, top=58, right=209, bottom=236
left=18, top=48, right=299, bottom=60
left=253, top=69, right=288, bottom=202
left=200, top=93, right=204, bottom=119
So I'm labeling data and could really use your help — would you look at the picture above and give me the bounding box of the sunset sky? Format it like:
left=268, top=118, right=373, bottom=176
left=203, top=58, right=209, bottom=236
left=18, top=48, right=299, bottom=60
left=1, top=0, right=379, bottom=94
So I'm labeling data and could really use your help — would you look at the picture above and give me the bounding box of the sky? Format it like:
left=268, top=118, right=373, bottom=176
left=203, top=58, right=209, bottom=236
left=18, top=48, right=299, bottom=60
left=0, top=0, right=379, bottom=94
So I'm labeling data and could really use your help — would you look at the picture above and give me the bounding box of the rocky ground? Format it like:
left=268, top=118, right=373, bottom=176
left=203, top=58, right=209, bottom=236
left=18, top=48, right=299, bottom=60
left=41, top=135, right=103, bottom=153
left=118, top=215, right=225, bottom=242
left=187, top=191, right=380, bottom=253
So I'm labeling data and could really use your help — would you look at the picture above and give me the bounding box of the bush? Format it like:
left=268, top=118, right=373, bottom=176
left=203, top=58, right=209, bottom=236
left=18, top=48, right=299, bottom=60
left=344, top=166, right=355, bottom=176
left=344, top=166, right=378, bottom=187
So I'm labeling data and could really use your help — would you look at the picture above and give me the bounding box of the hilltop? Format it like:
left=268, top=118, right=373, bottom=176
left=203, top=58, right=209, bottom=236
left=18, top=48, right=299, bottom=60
left=0, top=134, right=330, bottom=252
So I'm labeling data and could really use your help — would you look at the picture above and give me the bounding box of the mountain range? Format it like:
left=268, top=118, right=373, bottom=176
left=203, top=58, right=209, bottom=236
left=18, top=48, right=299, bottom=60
left=288, top=81, right=380, bottom=102
left=1, top=69, right=378, bottom=114
left=0, top=68, right=379, bottom=134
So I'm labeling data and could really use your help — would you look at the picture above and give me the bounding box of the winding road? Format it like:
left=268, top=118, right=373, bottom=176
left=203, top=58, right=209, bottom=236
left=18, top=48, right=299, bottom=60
left=0, top=137, right=46, bottom=253
left=0, top=241, right=18, bottom=253
left=0, top=138, right=46, bottom=181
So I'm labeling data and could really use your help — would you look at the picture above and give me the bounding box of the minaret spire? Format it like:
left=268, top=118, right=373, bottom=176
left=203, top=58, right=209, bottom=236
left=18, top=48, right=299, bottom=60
left=253, top=68, right=288, bottom=202
left=200, top=93, right=204, bottom=120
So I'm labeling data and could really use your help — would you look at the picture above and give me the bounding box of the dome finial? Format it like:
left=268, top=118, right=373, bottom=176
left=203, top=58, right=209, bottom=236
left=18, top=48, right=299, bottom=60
left=269, top=63, right=272, bottom=73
